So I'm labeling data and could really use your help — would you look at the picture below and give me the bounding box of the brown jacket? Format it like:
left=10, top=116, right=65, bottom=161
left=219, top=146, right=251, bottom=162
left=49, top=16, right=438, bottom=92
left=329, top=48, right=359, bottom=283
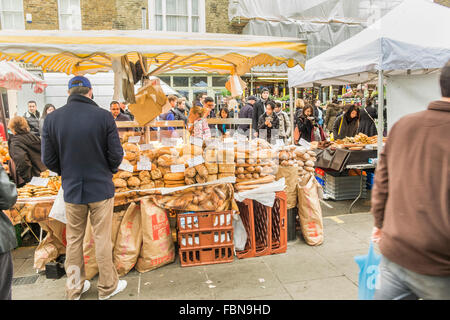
left=371, top=100, right=450, bottom=276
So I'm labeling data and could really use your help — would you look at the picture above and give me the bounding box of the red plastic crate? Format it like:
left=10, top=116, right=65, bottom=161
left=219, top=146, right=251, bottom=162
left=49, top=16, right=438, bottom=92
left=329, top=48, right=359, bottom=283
left=271, top=192, right=287, bottom=254
left=179, top=245, right=234, bottom=267
left=235, top=191, right=287, bottom=259
left=235, top=199, right=256, bottom=259
left=177, top=211, right=233, bottom=232
left=178, top=227, right=233, bottom=249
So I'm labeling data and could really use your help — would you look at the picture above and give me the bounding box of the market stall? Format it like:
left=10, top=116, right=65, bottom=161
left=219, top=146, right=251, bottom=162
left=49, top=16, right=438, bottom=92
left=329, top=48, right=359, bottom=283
left=0, top=29, right=326, bottom=276
left=288, top=0, right=450, bottom=155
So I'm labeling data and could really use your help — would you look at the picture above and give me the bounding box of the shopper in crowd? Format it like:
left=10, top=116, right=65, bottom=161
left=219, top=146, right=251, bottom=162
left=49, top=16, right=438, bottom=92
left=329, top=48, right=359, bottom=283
left=194, top=93, right=207, bottom=107
left=23, top=100, right=41, bottom=137
left=0, top=165, right=18, bottom=300
left=238, top=95, right=255, bottom=134
left=252, top=87, right=272, bottom=138
left=159, top=95, right=179, bottom=131
left=173, top=98, right=188, bottom=125
left=39, top=104, right=56, bottom=136
left=324, top=102, right=341, bottom=133
left=203, top=96, right=216, bottom=132
left=358, top=97, right=378, bottom=137
left=371, top=60, right=450, bottom=300
left=257, top=100, right=279, bottom=143
left=313, top=99, right=324, bottom=126
left=294, top=105, right=324, bottom=143
left=217, top=107, right=231, bottom=137
left=294, top=98, right=305, bottom=127
left=7, top=116, right=46, bottom=187
left=188, top=106, right=211, bottom=140
left=119, top=101, right=134, bottom=121
left=42, top=76, right=126, bottom=300
left=110, top=101, right=131, bottom=136
left=332, top=104, right=360, bottom=140
left=274, top=101, right=291, bottom=144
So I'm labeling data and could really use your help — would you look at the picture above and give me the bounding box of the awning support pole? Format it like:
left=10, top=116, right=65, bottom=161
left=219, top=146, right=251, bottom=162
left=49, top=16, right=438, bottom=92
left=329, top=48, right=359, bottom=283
left=289, top=87, right=294, bottom=144
left=377, top=69, right=384, bottom=159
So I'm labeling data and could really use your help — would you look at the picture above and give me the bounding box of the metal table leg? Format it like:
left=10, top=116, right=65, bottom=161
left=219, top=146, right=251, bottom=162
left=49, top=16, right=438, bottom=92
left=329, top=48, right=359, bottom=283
left=349, top=172, right=364, bottom=214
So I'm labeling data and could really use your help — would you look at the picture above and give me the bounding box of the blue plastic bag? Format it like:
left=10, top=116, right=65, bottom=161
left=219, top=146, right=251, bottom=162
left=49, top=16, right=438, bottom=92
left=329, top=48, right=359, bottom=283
left=354, top=242, right=381, bottom=300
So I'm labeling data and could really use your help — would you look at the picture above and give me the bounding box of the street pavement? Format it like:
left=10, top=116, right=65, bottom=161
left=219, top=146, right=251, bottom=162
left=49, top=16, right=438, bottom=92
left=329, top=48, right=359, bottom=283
left=11, top=211, right=377, bottom=300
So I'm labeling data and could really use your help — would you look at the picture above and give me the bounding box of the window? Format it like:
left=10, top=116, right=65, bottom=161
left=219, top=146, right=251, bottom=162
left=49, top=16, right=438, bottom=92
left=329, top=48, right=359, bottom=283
left=150, top=0, right=205, bottom=32
left=58, top=0, right=81, bottom=31
left=212, top=76, right=228, bottom=87
left=0, top=0, right=24, bottom=30
left=173, top=76, right=189, bottom=87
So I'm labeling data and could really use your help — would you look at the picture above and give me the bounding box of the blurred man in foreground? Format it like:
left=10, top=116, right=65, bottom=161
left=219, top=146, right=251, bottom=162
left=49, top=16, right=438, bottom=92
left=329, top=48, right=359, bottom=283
left=371, top=61, right=450, bottom=299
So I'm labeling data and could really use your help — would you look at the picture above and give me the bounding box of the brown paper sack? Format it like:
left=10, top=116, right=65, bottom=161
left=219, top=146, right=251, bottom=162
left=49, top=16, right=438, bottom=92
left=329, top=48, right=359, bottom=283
left=297, top=175, right=324, bottom=246
left=136, top=198, right=175, bottom=273
left=129, top=83, right=168, bottom=126
left=113, top=202, right=143, bottom=276
left=83, top=209, right=127, bottom=280
left=276, top=166, right=299, bottom=209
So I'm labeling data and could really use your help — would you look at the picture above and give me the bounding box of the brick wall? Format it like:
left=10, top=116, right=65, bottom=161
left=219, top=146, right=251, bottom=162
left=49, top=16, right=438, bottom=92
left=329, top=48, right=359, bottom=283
left=81, top=0, right=115, bottom=30
left=23, top=0, right=59, bottom=30
left=114, top=0, right=148, bottom=30
left=205, top=0, right=243, bottom=34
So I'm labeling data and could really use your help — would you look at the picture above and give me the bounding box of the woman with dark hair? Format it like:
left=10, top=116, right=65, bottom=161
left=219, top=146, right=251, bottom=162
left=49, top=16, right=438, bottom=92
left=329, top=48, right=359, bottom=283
left=294, top=105, right=326, bottom=143
left=217, top=107, right=231, bottom=136
left=357, top=98, right=378, bottom=137
left=39, top=104, right=56, bottom=136
left=333, top=104, right=360, bottom=140
left=257, top=101, right=279, bottom=143
left=7, top=116, right=46, bottom=187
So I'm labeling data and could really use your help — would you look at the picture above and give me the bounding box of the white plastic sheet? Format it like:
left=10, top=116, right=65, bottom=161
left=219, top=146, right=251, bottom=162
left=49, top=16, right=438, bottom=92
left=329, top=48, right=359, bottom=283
left=48, top=188, right=66, bottom=224
left=234, top=178, right=285, bottom=208
left=232, top=213, right=247, bottom=251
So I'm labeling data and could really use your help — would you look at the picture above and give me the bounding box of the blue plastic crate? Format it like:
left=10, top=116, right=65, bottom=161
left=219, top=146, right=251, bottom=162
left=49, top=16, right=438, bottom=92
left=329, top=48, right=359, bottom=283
left=315, top=176, right=325, bottom=187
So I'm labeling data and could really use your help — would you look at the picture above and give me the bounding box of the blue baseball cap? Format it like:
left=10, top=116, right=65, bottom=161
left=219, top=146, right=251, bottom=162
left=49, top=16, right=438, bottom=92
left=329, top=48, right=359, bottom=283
left=68, top=76, right=92, bottom=89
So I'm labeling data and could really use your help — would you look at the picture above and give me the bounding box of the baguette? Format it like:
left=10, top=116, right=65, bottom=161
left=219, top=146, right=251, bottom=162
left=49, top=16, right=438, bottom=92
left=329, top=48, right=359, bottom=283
left=164, top=172, right=185, bottom=181
left=235, top=175, right=275, bottom=186
left=235, top=184, right=270, bottom=191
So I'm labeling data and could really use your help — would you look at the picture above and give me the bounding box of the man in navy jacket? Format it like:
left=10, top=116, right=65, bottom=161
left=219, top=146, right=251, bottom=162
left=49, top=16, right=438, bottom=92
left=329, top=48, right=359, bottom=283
left=41, top=76, right=127, bottom=300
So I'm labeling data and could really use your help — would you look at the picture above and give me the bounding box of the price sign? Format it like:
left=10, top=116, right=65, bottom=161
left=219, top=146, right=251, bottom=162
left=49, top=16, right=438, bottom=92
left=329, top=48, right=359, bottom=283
left=139, top=144, right=154, bottom=151
left=119, top=162, right=134, bottom=172
left=170, top=164, right=185, bottom=173
left=299, top=138, right=311, bottom=149
left=137, top=160, right=152, bottom=171
left=29, top=177, right=49, bottom=187
left=190, top=136, right=203, bottom=147
left=187, top=155, right=205, bottom=167
left=128, top=136, right=141, bottom=143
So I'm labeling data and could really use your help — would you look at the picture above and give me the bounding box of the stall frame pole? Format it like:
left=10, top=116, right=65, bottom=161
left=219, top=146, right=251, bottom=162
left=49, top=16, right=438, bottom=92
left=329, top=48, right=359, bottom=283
left=289, top=87, right=294, bottom=143
left=377, top=70, right=384, bottom=159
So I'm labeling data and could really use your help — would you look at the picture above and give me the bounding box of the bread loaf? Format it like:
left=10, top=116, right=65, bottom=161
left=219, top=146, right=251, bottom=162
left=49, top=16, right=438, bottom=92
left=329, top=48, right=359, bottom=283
left=127, top=177, right=141, bottom=187
left=113, top=178, right=127, bottom=188
left=219, top=163, right=235, bottom=173
left=157, top=154, right=174, bottom=167
left=185, top=177, right=196, bottom=185
left=204, top=149, right=217, bottom=162
left=195, top=175, right=207, bottom=184
left=305, top=160, right=315, bottom=167
left=205, top=163, right=218, bottom=174
left=246, top=166, right=255, bottom=173
left=118, top=171, right=133, bottom=179
left=207, top=175, right=218, bottom=182
left=236, top=167, right=245, bottom=174
left=218, top=173, right=235, bottom=179
left=195, top=164, right=209, bottom=178
left=151, top=168, right=162, bottom=180
left=154, top=180, right=164, bottom=188
left=164, top=172, right=185, bottom=181
left=252, top=173, right=260, bottom=179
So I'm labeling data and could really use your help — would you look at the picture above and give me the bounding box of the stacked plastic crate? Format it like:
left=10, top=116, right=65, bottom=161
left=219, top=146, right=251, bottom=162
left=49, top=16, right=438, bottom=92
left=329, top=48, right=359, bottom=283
left=235, top=191, right=287, bottom=259
left=177, top=211, right=234, bottom=267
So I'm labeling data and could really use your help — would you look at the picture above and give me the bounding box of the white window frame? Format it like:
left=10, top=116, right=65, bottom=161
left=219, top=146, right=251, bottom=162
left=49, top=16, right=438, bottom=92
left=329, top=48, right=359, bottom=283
left=0, top=0, right=25, bottom=30
left=57, top=0, right=82, bottom=31
left=149, top=0, right=205, bottom=33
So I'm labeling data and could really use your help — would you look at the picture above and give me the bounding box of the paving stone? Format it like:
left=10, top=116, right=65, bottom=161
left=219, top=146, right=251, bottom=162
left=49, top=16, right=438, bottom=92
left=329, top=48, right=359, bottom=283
left=284, top=276, right=358, bottom=300
left=12, top=246, right=36, bottom=259
left=203, top=260, right=288, bottom=300
left=14, top=258, right=37, bottom=277
left=263, top=250, right=342, bottom=283
left=312, top=227, right=369, bottom=256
